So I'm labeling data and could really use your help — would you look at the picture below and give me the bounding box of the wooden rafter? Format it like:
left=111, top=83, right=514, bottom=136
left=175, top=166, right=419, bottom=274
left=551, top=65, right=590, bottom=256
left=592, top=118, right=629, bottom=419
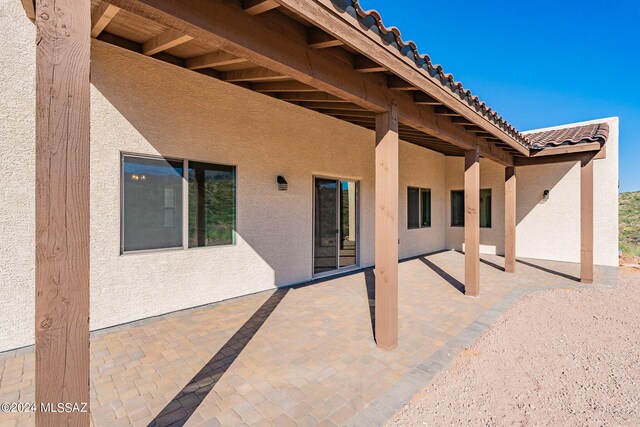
left=319, top=109, right=375, bottom=118
left=186, top=50, right=248, bottom=70
left=450, top=116, right=474, bottom=125
left=354, top=55, right=387, bottom=73
left=272, top=0, right=530, bottom=157
left=275, top=92, right=347, bottom=102
left=243, top=0, right=279, bottom=15
left=387, top=75, right=416, bottom=90
left=20, top=0, right=35, bottom=19
left=514, top=149, right=603, bottom=166
left=308, top=27, right=343, bottom=48
left=434, top=105, right=460, bottom=116
left=528, top=142, right=601, bottom=157
left=143, top=28, right=193, bottom=56
left=297, top=101, right=366, bottom=111
left=106, top=0, right=516, bottom=165
left=251, top=81, right=321, bottom=92
left=413, top=92, right=439, bottom=105
left=91, top=2, right=120, bottom=38
left=222, top=67, right=287, bottom=82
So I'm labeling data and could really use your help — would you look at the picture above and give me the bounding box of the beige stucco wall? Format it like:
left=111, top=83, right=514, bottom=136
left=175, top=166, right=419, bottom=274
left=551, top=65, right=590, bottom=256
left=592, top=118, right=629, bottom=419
left=0, top=7, right=446, bottom=351
left=515, top=117, right=619, bottom=266
left=0, top=2, right=36, bottom=353
left=0, top=2, right=618, bottom=352
left=444, top=117, right=619, bottom=268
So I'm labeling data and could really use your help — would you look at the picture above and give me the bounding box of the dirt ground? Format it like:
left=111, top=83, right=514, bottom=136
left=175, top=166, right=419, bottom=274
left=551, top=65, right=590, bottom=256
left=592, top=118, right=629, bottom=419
left=387, top=269, right=640, bottom=426
left=620, top=254, right=640, bottom=270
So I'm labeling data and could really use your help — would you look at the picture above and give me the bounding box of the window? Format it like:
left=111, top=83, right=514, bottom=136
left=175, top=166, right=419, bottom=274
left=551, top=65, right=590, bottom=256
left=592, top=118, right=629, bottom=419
left=122, top=154, right=236, bottom=253
left=480, top=188, right=492, bottom=228
left=451, top=190, right=464, bottom=227
left=189, top=162, right=236, bottom=247
left=421, top=189, right=431, bottom=227
left=450, top=189, right=492, bottom=228
left=122, top=156, right=184, bottom=252
left=407, top=187, right=431, bottom=229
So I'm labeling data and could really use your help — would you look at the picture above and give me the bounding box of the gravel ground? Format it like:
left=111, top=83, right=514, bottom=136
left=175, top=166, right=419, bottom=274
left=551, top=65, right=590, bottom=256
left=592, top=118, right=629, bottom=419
left=387, top=269, right=640, bottom=426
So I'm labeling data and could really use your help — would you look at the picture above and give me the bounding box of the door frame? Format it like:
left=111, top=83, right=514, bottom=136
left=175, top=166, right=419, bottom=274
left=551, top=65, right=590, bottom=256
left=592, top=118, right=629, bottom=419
left=312, top=175, right=360, bottom=278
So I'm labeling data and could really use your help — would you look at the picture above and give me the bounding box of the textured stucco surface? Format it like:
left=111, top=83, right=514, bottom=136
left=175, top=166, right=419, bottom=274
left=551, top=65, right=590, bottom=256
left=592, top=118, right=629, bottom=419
left=0, top=3, right=618, bottom=352
left=444, top=117, right=619, bottom=267
left=0, top=2, right=36, bottom=352
left=0, top=31, right=446, bottom=351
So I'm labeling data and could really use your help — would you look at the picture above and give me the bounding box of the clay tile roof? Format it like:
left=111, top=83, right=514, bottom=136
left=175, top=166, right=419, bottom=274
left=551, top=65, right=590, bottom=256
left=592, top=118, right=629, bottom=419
left=525, top=123, right=610, bottom=149
left=334, top=1, right=610, bottom=153
left=339, top=0, right=530, bottom=148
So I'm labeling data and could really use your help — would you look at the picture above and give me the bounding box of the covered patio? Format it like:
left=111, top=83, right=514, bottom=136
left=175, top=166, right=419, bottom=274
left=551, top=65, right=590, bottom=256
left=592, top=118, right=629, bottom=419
left=18, top=0, right=615, bottom=424
left=0, top=251, right=620, bottom=426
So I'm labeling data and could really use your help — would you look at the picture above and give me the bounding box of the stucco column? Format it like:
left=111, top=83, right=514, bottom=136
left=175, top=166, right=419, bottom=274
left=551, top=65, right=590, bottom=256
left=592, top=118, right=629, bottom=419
left=504, top=166, right=517, bottom=273
left=464, top=147, right=480, bottom=296
left=35, top=1, right=91, bottom=425
left=580, top=158, right=594, bottom=283
left=374, top=100, right=399, bottom=350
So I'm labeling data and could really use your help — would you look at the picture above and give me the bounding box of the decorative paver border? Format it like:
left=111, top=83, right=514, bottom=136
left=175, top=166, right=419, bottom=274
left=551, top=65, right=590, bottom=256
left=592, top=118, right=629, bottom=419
left=346, top=278, right=617, bottom=427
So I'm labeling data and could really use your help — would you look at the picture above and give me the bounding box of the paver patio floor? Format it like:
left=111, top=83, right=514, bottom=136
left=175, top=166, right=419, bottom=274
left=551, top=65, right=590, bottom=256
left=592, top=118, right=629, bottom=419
left=0, top=251, right=620, bottom=426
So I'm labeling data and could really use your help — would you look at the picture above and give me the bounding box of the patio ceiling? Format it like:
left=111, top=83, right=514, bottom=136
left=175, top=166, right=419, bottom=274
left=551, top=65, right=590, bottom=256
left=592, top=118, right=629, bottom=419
left=21, top=0, right=608, bottom=167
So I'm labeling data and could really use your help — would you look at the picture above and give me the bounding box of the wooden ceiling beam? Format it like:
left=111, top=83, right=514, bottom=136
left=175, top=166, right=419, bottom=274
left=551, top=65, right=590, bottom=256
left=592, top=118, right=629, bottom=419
left=142, top=29, right=193, bottom=56
left=529, top=142, right=602, bottom=157
left=387, top=75, right=416, bottom=91
left=251, top=81, right=322, bottom=92
left=413, top=92, right=440, bottom=105
left=222, top=67, right=287, bottom=82
left=91, top=2, right=120, bottom=38
left=450, top=116, right=474, bottom=125
left=354, top=55, right=387, bottom=73
left=515, top=149, right=604, bottom=166
left=109, top=0, right=515, bottom=166
left=297, top=101, right=367, bottom=111
left=434, top=105, right=460, bottom=116
left=314, top=109, right=374, bottom=118
left=308, top=28, right=344, bottom=49
left=272, top=0, right=528, bottom=158
left=275, top=92, right=347, bottom=102
left=186, top=51, right=248, bottom=70
left=243, top=0, right=279, bottom=15
left=20, top=0, right=35, bottom=20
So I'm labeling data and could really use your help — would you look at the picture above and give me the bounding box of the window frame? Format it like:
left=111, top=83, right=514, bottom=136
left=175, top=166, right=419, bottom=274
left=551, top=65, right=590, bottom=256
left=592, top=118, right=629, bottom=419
left=120, top=152, right=237, bottom=255
left=450, top=188, right=492, bottom=228
left=407, top=186, right=431, bottom=230
left=479, top=188, right=492, bottom=229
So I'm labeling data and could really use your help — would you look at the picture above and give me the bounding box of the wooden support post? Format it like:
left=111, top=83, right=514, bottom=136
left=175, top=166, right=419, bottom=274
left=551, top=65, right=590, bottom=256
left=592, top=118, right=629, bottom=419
left=375, top=100, right=399, bottom=350
left=35, top=0, right=91, bottom=425
left=581, top=158, right=594, bottom=283
left=505, top=166, right=517, bottom=273
left=464, top=147, right=480, bottom=296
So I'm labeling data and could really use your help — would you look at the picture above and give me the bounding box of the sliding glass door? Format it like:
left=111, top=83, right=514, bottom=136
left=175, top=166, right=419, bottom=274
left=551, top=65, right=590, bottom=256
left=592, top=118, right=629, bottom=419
left=314, top=178, right=358, bottom=275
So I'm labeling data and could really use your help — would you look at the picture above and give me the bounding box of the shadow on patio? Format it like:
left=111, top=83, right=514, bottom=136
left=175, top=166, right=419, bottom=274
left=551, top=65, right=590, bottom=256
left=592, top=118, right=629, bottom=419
left=0, top=251, right=619, bottom=427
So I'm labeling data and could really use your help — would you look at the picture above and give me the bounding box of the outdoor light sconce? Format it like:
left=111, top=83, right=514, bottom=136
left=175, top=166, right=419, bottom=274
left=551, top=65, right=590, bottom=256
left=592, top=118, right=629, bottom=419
left=277, top=175, right=288, bottom=191
left=541, top=189, right=550, bottom=203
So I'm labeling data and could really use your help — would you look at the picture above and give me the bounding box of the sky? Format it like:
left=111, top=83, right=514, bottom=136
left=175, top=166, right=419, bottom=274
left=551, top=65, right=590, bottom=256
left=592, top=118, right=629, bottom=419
left=359, top=0, right=640, bottom=192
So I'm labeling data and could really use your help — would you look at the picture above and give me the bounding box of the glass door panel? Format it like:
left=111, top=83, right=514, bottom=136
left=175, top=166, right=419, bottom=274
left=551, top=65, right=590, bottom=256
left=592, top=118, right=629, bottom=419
left=314, top=179, right=338, bottom=274
left=339, top=180, right=357, bottom=268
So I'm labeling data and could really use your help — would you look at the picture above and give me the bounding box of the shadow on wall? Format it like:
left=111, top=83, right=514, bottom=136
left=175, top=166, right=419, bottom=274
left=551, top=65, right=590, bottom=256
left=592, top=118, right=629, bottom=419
left=515, top=162, right=575, bottom=226
left=89, top=42, right=314, bottom=288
